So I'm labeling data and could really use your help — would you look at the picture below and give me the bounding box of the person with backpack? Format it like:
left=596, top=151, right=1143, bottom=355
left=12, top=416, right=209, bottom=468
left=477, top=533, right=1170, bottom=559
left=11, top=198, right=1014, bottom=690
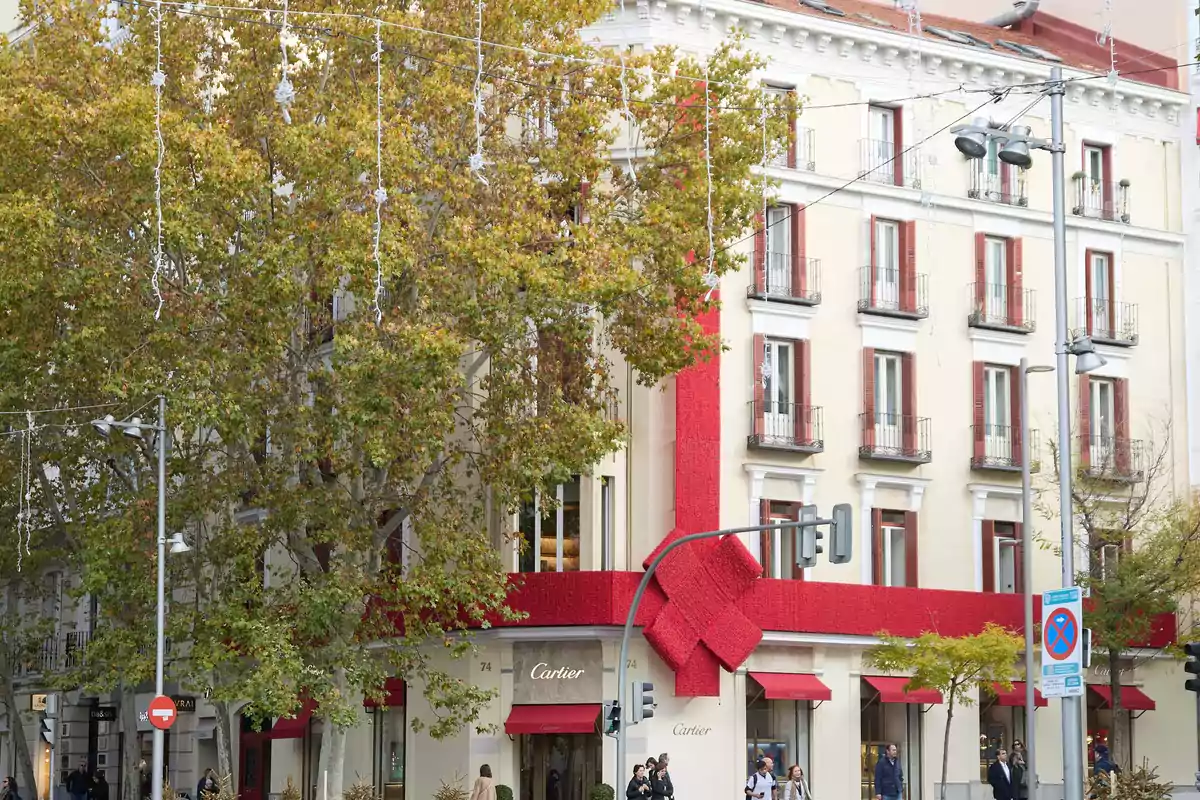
left=746, top=759, right=777, bottom=800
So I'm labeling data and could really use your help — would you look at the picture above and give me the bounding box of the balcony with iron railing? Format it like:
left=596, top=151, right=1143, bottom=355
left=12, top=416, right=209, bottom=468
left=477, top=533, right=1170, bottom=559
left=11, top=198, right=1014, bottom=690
left=858, top=267, right=928, bottom=319
left=859, top=139, right=921, bottom=189
left=747, top=401, right=824, bottom=454
left=1078, top=435, right=1144, bottom=483
left=747, top=253, right=822, bottom=305
left=1072, top=297, right=1138, bottom=347
left=859, top=412, right=932, bottom=464
left=1071, top=176, right=1130, bottom=223
left=970, top=425, right=1041, bottom=472
left=969, top=166, right=1028, bottom=207
left=968, top=284, right=1036, bottom=333
left=768, top=126, right=817, bottom=171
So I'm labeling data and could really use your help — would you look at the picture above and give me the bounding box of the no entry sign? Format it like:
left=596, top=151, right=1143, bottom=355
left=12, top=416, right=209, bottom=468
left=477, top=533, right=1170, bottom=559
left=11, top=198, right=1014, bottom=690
left=1040, top=587, right=1084, bottom=698
left=147, top=695, right=178, bottom=730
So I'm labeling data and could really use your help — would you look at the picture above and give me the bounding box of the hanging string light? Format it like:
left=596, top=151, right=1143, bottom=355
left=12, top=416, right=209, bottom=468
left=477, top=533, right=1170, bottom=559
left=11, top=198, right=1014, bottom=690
left=1096, top=0, right=1118, bottom=85
left=149, top=0, right=167, bottom=319
left=469, top=0, right=488, bottom=183
left=618, top=50, right=637, bottom=184
left=275, top=0, right=296, bottom=123
left=371, top=18, right=387, bottom=323
left=702, top=62, right=717, bottom=302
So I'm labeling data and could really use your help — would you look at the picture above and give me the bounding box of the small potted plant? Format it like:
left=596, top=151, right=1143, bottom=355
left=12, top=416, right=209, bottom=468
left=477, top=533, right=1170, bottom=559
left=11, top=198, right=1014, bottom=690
left=589, top=785, right=615, bottom=800
left=496, top=787, right=514, bottom=800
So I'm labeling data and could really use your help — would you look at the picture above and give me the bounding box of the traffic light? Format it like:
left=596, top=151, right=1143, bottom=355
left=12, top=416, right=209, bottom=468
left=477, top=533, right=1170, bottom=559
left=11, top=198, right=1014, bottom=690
left=632, top=682, right=654, bottom=723
left=1082, top=629, right=1093, bottom=669
left=40, top=715, right=55, bottom=745
left=1184, top=642, right=1200, bottom=693
left=797, top=505, right=822, bottom=568
left=602, top=701, right=621, bottom=736
left=829, top=503, right=853, bottom=564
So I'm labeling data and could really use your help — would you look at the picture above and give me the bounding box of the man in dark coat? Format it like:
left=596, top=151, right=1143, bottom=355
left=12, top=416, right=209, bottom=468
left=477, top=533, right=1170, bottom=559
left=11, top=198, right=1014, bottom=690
left=987, top=749, right=1015, bottom=800
left=873, top=744, right=903, bottom=800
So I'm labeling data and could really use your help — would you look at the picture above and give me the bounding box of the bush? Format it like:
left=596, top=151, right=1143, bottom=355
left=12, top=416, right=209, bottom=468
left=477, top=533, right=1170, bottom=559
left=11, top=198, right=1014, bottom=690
left=1084, top=761, right=1172, bottom=800
left=589, top=785, right=615, bottom=800
left=434, top=777, right=470, bottom=800
left=496, top=785, right=514, bottom=800
left=344, top=782, right=380, bottom=800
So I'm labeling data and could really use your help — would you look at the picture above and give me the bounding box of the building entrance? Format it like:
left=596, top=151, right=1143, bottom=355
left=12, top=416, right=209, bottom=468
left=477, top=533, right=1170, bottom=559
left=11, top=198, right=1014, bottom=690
left=518, top=734, right=601, bottom=800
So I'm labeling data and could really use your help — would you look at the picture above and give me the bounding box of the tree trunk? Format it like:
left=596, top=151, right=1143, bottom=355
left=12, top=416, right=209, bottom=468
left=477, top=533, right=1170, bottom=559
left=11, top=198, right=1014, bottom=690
left=1106, top=646, right=1124, bottom=770
left=1, top=673, right=39, bottom=799
left=314, top=721, right=346, bottom=800
left=940, top=691, right=955, bottom=800
left=120, top=679, right=142, bottom=800
left=212, top=700, right=233, bottom=787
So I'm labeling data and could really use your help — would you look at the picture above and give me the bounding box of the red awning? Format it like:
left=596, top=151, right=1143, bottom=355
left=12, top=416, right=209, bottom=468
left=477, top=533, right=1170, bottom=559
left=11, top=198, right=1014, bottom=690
left=363, top=678, right=406, bottom=709
left=863, top=676, right=943, bottom=705
left=749, top=672, right=832, bottom=702
left=504, top=704, right=601, bottom=735
left=991, top=682, right=1048, bottom=708
left=1088, top=684, right=1156, bottom=711
left=268, top=700, right=316, bottom=739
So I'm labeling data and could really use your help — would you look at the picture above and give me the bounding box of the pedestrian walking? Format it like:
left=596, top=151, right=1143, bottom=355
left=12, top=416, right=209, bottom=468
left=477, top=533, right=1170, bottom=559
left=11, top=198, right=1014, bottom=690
left=652, top=755, right=673, bottom=800
left=1, top=776, right=21, bottom=800
left=745, top=759, right=777, bottom=800
left=987, top=749, right=1014, bottom=800
left=626, top=765, right=651, bottom=800
left=780, top=765, right=809, bottom=800
left=470, top=765, right=496, bottom=800
left=873, top=744, right=903, bottom=800
left=67, top=762, right=90, bottom=800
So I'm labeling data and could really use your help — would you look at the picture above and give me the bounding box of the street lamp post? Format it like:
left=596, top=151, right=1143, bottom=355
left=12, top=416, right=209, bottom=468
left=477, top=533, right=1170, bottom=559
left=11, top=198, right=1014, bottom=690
left=93, top=397, right=190, bottom=800
left=953, top=65, right=1107, bottom=800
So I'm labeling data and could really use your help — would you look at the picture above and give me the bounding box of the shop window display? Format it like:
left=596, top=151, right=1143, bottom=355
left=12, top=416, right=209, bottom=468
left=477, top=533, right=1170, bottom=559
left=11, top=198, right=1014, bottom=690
left=373, top=707, right=406, bottom=800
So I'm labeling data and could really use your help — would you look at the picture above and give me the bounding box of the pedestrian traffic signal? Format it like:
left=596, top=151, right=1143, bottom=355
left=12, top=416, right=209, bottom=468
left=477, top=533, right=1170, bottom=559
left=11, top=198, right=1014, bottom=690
left=830, top=503, right=852, bottom=564
left=632, top=682, right=654, bottom=723
left=1184, top=642, right=1200, bottom=693
left=797, top=505, right=822, bottom=569
left=40, top=715, right=55, bottom=745
left=602, top=701, right=621, bottom=736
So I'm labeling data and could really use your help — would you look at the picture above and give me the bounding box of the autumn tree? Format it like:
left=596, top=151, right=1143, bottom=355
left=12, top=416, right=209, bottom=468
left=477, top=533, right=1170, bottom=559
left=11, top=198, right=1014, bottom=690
left=868, top=623, right=1024, bottom=800
left=0, top=0, right=788, bottom=795
left=1042, top=431, right=1200, bottom=768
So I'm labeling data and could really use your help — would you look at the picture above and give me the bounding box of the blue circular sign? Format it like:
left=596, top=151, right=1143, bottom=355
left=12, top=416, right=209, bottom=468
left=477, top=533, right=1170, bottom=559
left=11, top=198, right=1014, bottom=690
left=1044, top=607, right=1079, bottom=661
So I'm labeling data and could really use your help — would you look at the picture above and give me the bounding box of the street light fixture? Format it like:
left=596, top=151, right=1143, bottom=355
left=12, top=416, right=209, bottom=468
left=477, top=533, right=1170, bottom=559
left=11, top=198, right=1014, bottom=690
left=92, top=397, right=172, bottom=800
left=953, top=66, right=1089, bottom=800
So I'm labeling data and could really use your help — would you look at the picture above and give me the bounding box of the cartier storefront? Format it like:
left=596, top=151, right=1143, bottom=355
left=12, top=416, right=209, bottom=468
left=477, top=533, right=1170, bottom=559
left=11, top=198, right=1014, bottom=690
left=508, top=642, right=604, bottom=800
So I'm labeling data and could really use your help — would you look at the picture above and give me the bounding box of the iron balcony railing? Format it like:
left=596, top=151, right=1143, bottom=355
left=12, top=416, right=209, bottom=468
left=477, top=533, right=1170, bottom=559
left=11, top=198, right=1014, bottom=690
left=1073, top=297, right=1138, bottom=346
left=859, top=412, right=932, bottom=464
left=968, top=283, right=1036, bottom=333
left=970, top=425, right=1041, bottom=472
left=769, top=126, right=817, bottom=171
left=859, top=139, right=921, bottom=189
left=969, top=166, right=1028, bottom=207
left=748, top=401, right=824, bottom=453
left=1079, top=435, right=1144, bottom=482
left=1071, top=176, right=1130, bottom=223
left=747, top=253, right=822, bottom=305
left=858, top=266, right=929, bottom=318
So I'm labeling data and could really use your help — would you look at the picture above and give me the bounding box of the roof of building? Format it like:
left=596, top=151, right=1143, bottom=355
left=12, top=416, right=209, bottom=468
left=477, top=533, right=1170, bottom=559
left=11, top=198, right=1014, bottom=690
left=752, top=0, right=1179, bottom=90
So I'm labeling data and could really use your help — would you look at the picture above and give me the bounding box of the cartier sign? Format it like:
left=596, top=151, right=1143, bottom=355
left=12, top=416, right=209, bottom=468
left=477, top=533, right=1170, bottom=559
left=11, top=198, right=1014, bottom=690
left=512, top=641, right=602, bottom=705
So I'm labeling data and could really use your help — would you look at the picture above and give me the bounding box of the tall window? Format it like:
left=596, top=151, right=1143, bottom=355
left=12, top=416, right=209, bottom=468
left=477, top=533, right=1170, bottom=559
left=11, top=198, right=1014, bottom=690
left=518, top=476, right=581, bottom=572
left=868, top=105, right=896, bottom=183
left=600, top=476, right=615, bottom=571
left=873, top=218, right=900, bottom=307
left=1089, top=530, right=1128, bottom=581
left=1088, top=251, right=1114, bottom=337
left=1089, top=377, right=1116, bottom=467
left=764, top=339, right=794, bottom=412
left=983, top=365, right=1012, bottom=459
left=872, top=509, right=916, bottom=588
left=873, top=351, right=902, bottom=449
left=765, top=85, right=793, bottom=167
left=985, top=237, right=1008, bottom=320
left=373, top=705, right=406, bottom=800
left=759, top=500, right=804, bottom=580
left=986, top=521, right=1022, bottom=594
left=1084, top=145, right=1107, bottom=185
left=765, top=206, right=792, bottom=293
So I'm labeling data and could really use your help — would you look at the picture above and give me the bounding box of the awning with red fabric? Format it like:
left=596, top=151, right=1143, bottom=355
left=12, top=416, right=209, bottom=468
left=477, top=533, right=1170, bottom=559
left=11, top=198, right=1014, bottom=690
left=267, top=700, right=316, bottom=739
left=863, top=676, right=943, bottom=705
left=363, top=678, right=406, bottom=709
left=990, top=682, right=1048, bottom=708
left=1087, top=684, right=1156, bottom=711
left=749, top=672, right=832, bottom=702
left=504, top=704, right=601, bottom=735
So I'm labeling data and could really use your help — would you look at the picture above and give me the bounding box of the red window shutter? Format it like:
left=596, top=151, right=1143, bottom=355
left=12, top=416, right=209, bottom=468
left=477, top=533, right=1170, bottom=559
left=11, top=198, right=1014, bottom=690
left=981, top=520, right=996, bottom=593
left=871, top=508, right=884, bottom=586
left=753, top=335, right=766, bottom=438
left=1013, top=523, right=1025, bottom=595
left=578, top=180, right=591, bottom=224
left=1084, top=248, right=1095, bottom=335
left=892, top=109, right=904, bottom=187
left=1000, top=161, right=1013, bottom=199
left=901, top=352, right=917, bottom=454
left=786, top=89, right=798, bottom=169
left=759, top=498, right=773, bottom=578
left=788, top=503, right=806, bottom=581
left=974, top=233, right=987, bottom=313
left=862, top=348, right=876, bottom=448
left=754, top=212, right=767, bottom=291
left=1105, top=255, right=1116, bottom=333
left=1114, top=378, right=1131, bottom=473
left=1007, top=237, right=1024, bottom=327
left=904, top=511, right=919, bottom=588
left=972, top=361, right=986, bottom=461
left=1101, top=146, right=1113, bottom=217
left=1010, top=365, right=1023, bottom=465
left=1078, top=374, right=1092, bottom=469
left=899, top=220, right=917, bottom=313
left=868, top=215, right=878, bottom=306
left=791, top=204, right=807, bottom=295
left=795, top=339, right=812, bottom=442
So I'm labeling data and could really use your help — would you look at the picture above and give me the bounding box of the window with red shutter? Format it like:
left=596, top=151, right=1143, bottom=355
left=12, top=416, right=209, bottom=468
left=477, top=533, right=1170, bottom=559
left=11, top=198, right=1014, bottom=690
left=862, top=348, right=876, bottom=449
left=1078, top=374, right=1092, bottom=470
left=871, top=509, right=913, bottom=587
left=760, top=499, right=805, bottom=580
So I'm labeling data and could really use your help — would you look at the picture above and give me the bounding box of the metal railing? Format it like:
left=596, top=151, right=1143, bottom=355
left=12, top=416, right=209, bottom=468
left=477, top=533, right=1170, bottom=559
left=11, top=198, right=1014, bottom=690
left=858, top=412, right=932, bottom=463
left=1073, top=297, right=1138, bottom=346
left=747, top=253, right=822, bottom=304
left=1079, top=435, right=1144, bottom=481
left=857, top=266, right=929, bottom=318
left=970, top=425, right=1040, bottom=471
left=748, top=402, right=824, bottom=452
left=969, top=166, right=1028, bottom=207
left=769, top=126, right=817, bottom=171
left=1071, top=176, right=1130, bottom=223
left=859, top=139, right=921, bottom=188
left=968, top=283, right=1036, bottom=332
